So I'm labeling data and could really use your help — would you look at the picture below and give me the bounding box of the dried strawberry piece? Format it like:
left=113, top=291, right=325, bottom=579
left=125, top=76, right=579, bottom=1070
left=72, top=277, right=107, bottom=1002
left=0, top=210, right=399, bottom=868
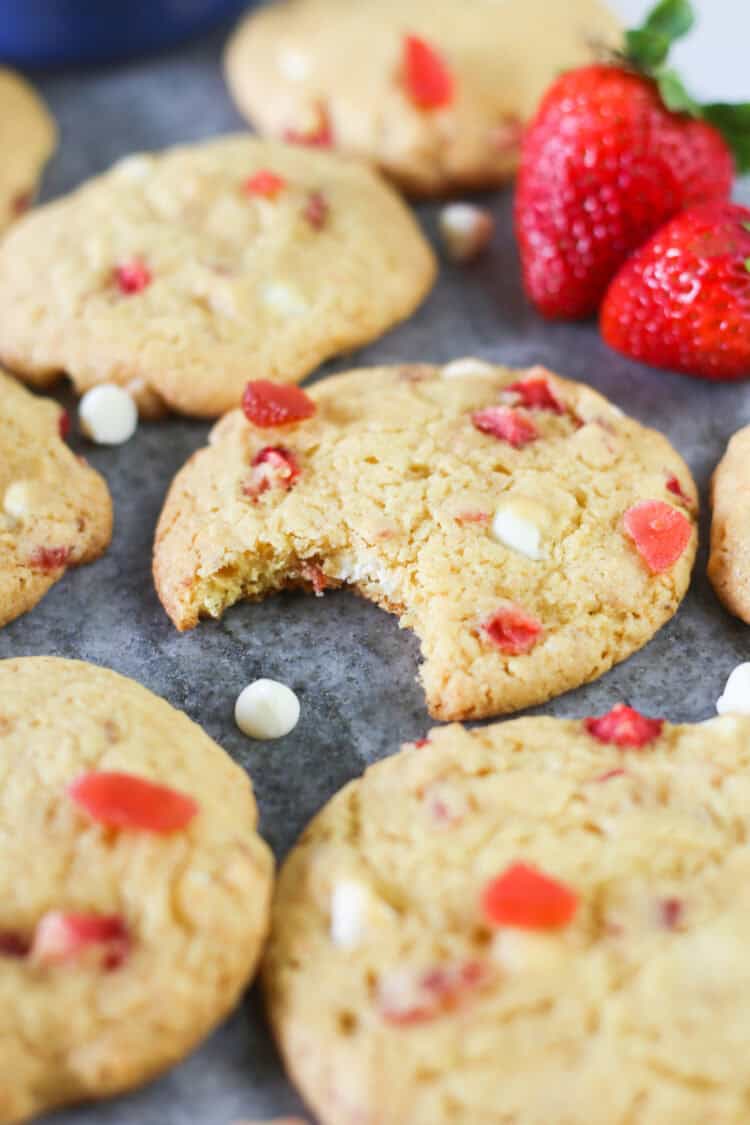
left=584, top=704, right=663, bottom=749
left=481, top=862, right=579, bottom=930
left=303, top=190, right=328, bottom=230
left=623, top=500, right=692, bottom=574
left=666, top=475, right=692, bottom=507
left=594, top=767, right=628, bottom=783
left=242, top=380, right=316, bottom=428
left=413, top=738, right=430, bottom=748
left=283, top=102, right=334, bottom=148
left=379, top=960, right=488, bottom=1025
left=68, top=771, right=199, bottom=833
left=244, top=169, right=287, bottom=199
left=504, top=375, right=565, bottom=414
left=472, top=406, right=538, bottom=448
left=29, top=546, right=71, bottom=572
left=0, top=931, right=31, bottom=957
left=301, top=561, right=328, bottom=594
left=455, top=511, right=490, bottom=525
left=403, top=34, right=454, bottom=110
left=660, top=898, right=683, bottom=930
left=114, top=259, right=152, bottom=295
left=244, top=446, right=301, bottom=500
left=58, top=409, right=71, bottom=441
left=12, top=191, right=32, bottom=216
left=32, top=912, right=129, bottom=969
left=482, top=606, right=543, bottom=655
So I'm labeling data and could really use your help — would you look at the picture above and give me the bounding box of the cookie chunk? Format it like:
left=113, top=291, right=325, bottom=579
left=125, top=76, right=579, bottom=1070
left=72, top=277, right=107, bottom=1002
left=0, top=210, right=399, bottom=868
left=225, top=0, right=621, bottom=196
left=0, top=657, right=273, bottom=1124
left=265, top=710, right=750, bottom=1125
left=0, top=371, right=112, bottom=628
left=0, top=69, right=56, bottom=234
left=708, top=426, right=750, bottom=623
left=0, top=136, right=436, bottom=418
left=153, top=362, right=697, bottom=720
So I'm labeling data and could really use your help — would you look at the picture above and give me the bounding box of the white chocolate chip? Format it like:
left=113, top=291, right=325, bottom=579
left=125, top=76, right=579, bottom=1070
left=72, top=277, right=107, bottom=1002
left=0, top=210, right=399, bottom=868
left=491, top=499, right=546, bottom=560
left=717, top=664, right=750, bottom=716
left=330, top=880, right=367, bottom=949
left=492, top=929, right=567, bottom=974
left=79, top=385, right=138, bottom=445
left=235, top=678, right=300, bottom=740
left=438, top=203, right=494, bottom=262
left=441, top=357, right=496, bottom=379
left=278, top=46, right=310, bottom=81
left=261, top=281, right=308, bottom=317
left=3, top=481, right=31, bottom=520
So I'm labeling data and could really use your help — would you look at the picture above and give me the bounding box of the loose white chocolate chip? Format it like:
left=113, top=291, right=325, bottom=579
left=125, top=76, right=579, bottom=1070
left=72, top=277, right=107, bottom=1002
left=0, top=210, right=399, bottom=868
left=235, top=678, right=300, bottom=740
left=438, top=203, right=494, bottom=262
left=330, top=880, right=367, bottom=949
left=441, top=357, right=496, bottom=379
left=261, top=280, right=308, bottom=317
left=717, top=664, right=750, bottom=716
left=79, top=385, right=137, bottom=445
left=492, top=499, right=546, bottom=560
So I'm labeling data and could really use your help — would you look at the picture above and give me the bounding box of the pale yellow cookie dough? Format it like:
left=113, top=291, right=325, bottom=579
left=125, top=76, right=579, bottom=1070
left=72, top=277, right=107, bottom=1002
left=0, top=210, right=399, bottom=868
left=708, top=425, right=750, bottom=623
left=0, top=69, right=56, bottom=234
left=0, top=370, right=112, bottom=629
left=0, top=657, right=273, bottom=1124
left=266, top=713, right=750, bottom=1125
left=225, top=0, right=621, bottom=195
left=0, top=136, right=436, bottom=418
left=153, top=361, right=697, bottom=720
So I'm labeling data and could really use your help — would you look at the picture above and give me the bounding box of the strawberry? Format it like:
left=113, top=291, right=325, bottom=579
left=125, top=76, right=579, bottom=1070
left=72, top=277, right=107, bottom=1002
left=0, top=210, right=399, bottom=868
left=242, top=381, right=316, bottom=427
left=515, top=0, right=748, bottom=319
left=402, top=35, right=454, bottom=111
left=481, top=863, right=579, bottom=930
left=601, top=202, right=750, bottom=380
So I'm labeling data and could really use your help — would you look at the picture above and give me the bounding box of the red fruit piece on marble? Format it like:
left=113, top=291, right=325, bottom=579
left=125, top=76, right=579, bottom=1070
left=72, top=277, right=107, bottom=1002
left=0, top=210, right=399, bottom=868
left=244, top=169, right=287, bottom=199
left=482, top=862, right=578, bottom=930
left=403, top=34, right=454, bottom=110
left=584, top=704, right=663, bottom=749
left=472, top=406, right=538, bottom=448
left=32, top=912, right=129, bottom=969
left=623, top=500, right=692, bottom=573
left=29, top=546, right=71, bottom=572
left=114, top=259, right=152, bottom=295
left=482, top=606, right=542, bottom=655
left=242, top=380, right=316, bottom=427
left=68, top=771, right=198, bottom=833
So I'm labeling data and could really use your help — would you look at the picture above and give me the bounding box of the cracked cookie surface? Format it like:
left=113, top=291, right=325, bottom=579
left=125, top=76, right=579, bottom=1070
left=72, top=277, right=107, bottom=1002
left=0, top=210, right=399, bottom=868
left=0, top=70, right=56, bottom=235
left=225, top=0, right=620, bottom=196
left=708, top=426, right=750, bottom=624
left=0, top=370, right=112, bottom=629
left=0, top=136, right=435, bottom=418
left=153, top=361, right=697, bottom=720
left=265, top=712, right=750, bottom=1125
left=0, top=657, right=273, bottom=1124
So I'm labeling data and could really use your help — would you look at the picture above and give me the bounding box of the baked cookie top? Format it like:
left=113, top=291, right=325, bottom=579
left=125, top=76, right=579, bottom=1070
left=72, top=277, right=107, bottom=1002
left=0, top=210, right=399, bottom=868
left=225, top=0, right=621, bottom=196
left=153, top=361, right=697, bottom=720
left=0, top=657, right=273, bottom=1124
left=0, top=370, right=112, bottom=629
left=708, top=426, right=750, bottom=624
left=0, top=69, right=56, bottom=234
left=265, top=710, right=750, bottom=1125
left=0, top=136, right=436, bottom=418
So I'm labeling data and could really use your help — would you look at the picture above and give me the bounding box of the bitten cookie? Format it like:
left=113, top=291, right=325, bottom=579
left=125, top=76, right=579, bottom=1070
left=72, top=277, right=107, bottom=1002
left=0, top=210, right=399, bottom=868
left=0, top=657, right=274, bottom=1124
left=708, top=426, right=750, bottom=623
left=225, top=0, right=621, bottom=196
left=265, top=709, right=750, bottom=1125
left=0, top=69, right=56, bottom=234
left=153, top=362, right=697, bottom=720
left=0, top=136, right=435, bottom=418
left=0, top=371, right=112, bottom=628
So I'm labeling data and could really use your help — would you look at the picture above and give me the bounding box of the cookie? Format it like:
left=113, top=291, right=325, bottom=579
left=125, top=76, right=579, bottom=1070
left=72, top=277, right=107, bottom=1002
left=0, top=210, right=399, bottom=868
left=708, top=425, right=750, bottom=623
left=224, top=0, right=621, bottom=196
left=153, top=361, right=697, bottom=721
left=0, top=69, right=56, bottom=234
left=265, top=708, right=750, bottom=1125
left=0, top=370, right=112, bottom=629
left=0, top=657, right=274, bottom=1124
left=0, top=136, right=436, bottom=419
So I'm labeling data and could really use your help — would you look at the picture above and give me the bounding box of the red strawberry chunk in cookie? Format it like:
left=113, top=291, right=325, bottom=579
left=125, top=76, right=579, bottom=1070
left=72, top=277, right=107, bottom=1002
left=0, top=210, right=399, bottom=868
left=379, top=960, right=489, bottom=1025
left=504, top=373, right=565, bottom=414
left=283, top=102, right=334, bottom=148
left=666, top=475, right=692, bottom=507
left=403, top=34, right=454, bottom=110
left=58, top=409, right=71, bottom=441
left=32, top=912, right=129, bottom=969
left=244, top=169, right=287, bottom=198
left=482, top=862, right=579, bottom=930
left=114, top=259, right=152, bottom=295
left=624, top=500, right=692, bottom=574
left=244, top=446, right=301, bottom=499
left=0, top=931, right=31, bottom=957
left=482, top=606, right=543, bottom=655
left=68, top=771, right=198, bottom=833
left=28, top=546, right=71, bottom=572
left=242, top=380, right=316, bottom=427
left=472, top=406, right=538, bottom=448
left=303, top=190, right=328, bottom=230
left=584, top=704, right=663, bottom=748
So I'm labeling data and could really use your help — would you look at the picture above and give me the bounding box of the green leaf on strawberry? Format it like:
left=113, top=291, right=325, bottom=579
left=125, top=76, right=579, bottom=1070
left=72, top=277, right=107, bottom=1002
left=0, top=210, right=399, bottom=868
left=625, top=0, right=694, bottom=69
left=702, top=104, right=750, bottom=174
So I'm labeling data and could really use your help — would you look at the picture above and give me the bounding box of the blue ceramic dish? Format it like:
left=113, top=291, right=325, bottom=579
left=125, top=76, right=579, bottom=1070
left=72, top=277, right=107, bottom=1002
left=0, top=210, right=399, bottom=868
left=0, top=0, right=255, bottom=67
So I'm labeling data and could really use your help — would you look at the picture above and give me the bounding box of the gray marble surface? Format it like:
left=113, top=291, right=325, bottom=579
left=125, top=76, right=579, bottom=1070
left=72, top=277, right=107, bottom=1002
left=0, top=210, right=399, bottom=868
left=2, top=23, right=749, bottom=1125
